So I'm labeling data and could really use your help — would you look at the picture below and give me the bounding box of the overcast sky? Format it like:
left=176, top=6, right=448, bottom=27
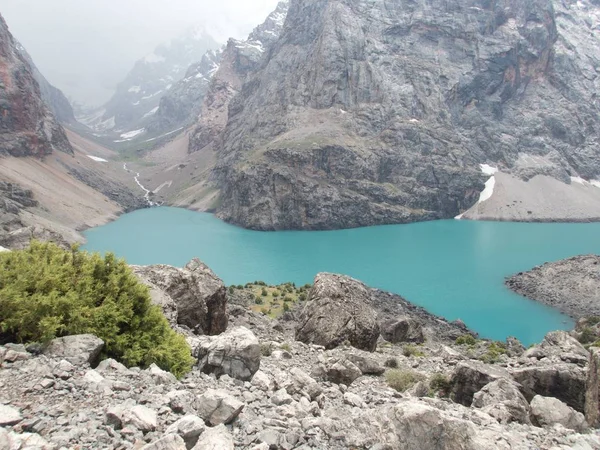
left=0, top=0, right=280, bottom=106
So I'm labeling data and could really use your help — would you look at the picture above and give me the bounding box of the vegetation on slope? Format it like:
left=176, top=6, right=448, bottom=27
left=228, top=281, right=312, bottom=318
left=0, top=241, right=194, bottom=377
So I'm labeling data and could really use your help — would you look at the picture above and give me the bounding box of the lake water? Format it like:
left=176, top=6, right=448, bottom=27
left=83, top=206, right=600, bottom=345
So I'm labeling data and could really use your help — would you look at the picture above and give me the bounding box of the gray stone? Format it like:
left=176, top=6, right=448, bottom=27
left=167, top=390, right=197, bottom=415
left=296, top=273, right=380, bottom=351
left=381, top=317, right=425, bottom=344
left=472, top=379, right=530, bottom=424
left=326, top=358, right=362, bottom=385
left=271, top=388, right=294, bottom=406
left=530, top=395, right=588, bottom=432
left=0, top=404, right=22, bottom=426
left=450, top=361, right=510, bottom=406
left=192, top=424, right=233, bottom=450
left=346, top=353, right=385, bottom=375
left=148, top=363, right=177, bottom=384
left=585, top=347, right=600, bottom=427
left=343, top=392, right=365, bottom=408
left=194, top=326, right=260, bottom=381
left=142, top=434, right=187, bottom=450
left=43, top=334, right=104, bottom=365
left=196, top=389, right=244, bottom=426
left=165, top=415, right=205, bottom=449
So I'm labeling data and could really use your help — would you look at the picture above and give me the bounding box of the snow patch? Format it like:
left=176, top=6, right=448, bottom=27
left=480, top=164, right=499, bottom=176
left=128, top=86, right=141, bottom=93
left=120, top=128, right=145, bottom=139
left=0, top=246, right=10, bottom=252
left=454, top=213, right=464, bottom=220
left=87, top=155, right=108, bottom=162
left=141, top=91, right=163, bottom=100
left=591, top=180, right=600, bottom=189
left=142, top=107, right=159, bottom=118
left=143, top=127, right=184, bottom=142
left=478, top=176, right=496, bottom=203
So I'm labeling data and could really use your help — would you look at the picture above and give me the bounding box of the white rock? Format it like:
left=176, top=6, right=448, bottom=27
left=197, top=389, right=244, bottom=426
left=271, top=388, right=294, bottom=406
left=142, top=433, right=187, bottom=450
left=0, top=404, right=22, bottom=426
left=343, top=392, right=365, bottom=408
left=148, top=363, right=177, bottom=384
left=166, top=415, right=205, bottom=448
left=83, top=369, right=105, bottom=384
left=124, top=405, right=158, bottom=432
left=251, top=370, right=273, bottom=391
left=530, top=395, right=587, bottom=432
left=192, top=424, right=233, bottom=450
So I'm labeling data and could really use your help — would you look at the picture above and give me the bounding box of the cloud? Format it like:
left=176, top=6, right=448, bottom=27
left=0, top=0, right=280, bottom=105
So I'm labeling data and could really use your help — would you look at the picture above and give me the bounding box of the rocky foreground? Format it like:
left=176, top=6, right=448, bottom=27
left=506, top=255, right=600, bottom=319
left=2, top=262, right=600, bottom=449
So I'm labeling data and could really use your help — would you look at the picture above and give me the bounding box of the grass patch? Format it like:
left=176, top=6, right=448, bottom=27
left=230, top=282, right=312, bottom=319
left=385, top=369, right=426, bottom=392
left=402, top=344, right=425, bottom=357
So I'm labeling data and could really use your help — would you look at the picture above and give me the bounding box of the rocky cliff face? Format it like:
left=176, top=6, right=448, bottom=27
left=194, top=0, right=600, bottom=230
left=0, top=14, right=73, bottom=157
left=188, top=1, right=290, bottom=154
left=15, top=43, right=75, bottom=124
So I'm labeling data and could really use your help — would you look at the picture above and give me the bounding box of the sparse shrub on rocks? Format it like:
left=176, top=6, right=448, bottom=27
left=402, top=344, right=425, bottom=357
left=228, top=286, right=235, bottom=294
left=280, top=342, right=291, bottom=352
left=0, top=241, right=194, bottom=377
left=260, top=343, right=272, bottom=357
left=254, top=296, right=263, bottom=305
left=428, top=373, right=451, bottom=397
left=385, top=369, right=425, bottom=392
left=299, top=293, right=307, bottom=301
left=479, top=341, right=507, bottom=364
left=455, top=334, right=477, bottom=346
left=283, top=302, right=290, bottom=312
left=578, top=327, right=596, bottom=344
left=261, top=288, right=268, bottom=296
left=384, top=357, right=398, bottom=368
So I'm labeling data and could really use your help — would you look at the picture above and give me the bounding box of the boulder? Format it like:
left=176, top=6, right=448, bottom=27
left=132, top=258, right=228, bottom=335
left=192, top=424, right=233, bottom=450
left=472, top=379, right=530, bottom=424
left=511, top=364, right=586, bottom=412
left=276, top=367, right=323, bottom=400
left=585, top=347, right=600, bottom=427
left=326, top=358, right=362, bottom=385
left=346, top=353, right=385, bottom=375
left=0, top=405, right=22, bottom=426
left=505, top=337, right=525, bottom=357
left=194, top=326, right=260, bottom=381
left=43, top=334, right=104, bottom=366
left=142, top=434, right=187, bottom=450
left=530, top=395, right=587, bottom=432
left=271, top=388, right=294, bottom=406
left=524, top=331, right=588, bottom=365
left=449, top=361, right=510, bottom=406
left=148, top=363, right=177, bottom=384
left=196, top=389, right=244, bottom=426
left=167, top=390, right=197, bottom=415
left=165, top=415, right=205, bottom=449
left=381, top=317, right=425, bottom=344
left=295, top=273, right=380, bottom=352
left=124, top=405, right=158, bottom=433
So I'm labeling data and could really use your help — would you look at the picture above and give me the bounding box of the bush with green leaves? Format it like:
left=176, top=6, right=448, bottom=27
left=428, top=373, right=451, bottom=397
left=455, top=334, right=477, bottom=346
left=0, top=241, right=194, bottom=378
left=402, top=344, right=425, bottom=357
left=385, top=369, right=426, bottom=392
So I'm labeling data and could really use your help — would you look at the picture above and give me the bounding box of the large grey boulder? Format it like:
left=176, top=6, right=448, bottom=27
left=381, top=317, right=425, bottom=344
left=196, top=389, right=244, bottom=426
left=530, top=395, right=587, bottom=432
left=43, top=334, right=104, bottom=366
left=449, top=361, right=510, bottom=406
left=192, top=424, right=233, bottom=450
left=325, top=358, right=362, bottom=385
left=0, top=405, right=22, bottom=426
left=472, top=379, right=530, bottom=424
left=511, top=364, right=586, bottom=413
left=132, top=258, right=228, bottom=335
left=524, top=330, right=588, bottom=365
left=295, top=273, right=380, bottom=352
left=142, top=434, right=187, bottom=450
left=193, top=326, right=260, bottom=381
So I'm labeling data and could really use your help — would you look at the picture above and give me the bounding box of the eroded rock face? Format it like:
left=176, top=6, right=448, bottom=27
left=0, top=14, right=73, bottom=157
left=472, top=379, right=531, bottom=425
left=450, top=361, right=510, bottom=406
left=295, top=273, right=380, bottom=351
left=199, top=0, right=600, bottom=230
left=193, top=326, right=261, bottom=381
left=132, top=258, right=228, bottom=335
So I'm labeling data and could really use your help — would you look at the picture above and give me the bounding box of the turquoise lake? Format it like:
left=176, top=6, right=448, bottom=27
left=83, top=206, right=600, bottom=345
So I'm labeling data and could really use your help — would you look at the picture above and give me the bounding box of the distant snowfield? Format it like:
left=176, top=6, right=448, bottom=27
left=120, top=128, right=145, bottom=139
left=87, top=155, right=108, bottom=162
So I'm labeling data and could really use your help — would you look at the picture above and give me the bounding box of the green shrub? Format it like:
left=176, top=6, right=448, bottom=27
left=260, top=307, right=269, bottom=315
left=228, top=286, right=234, bottom=294
left=384, top=357, right=398, bottom=368
left=0, top=241, right=193, bottom=377
left=479, top=342, right=507, bottom=364
left=280, top=342, right=291, bottom=351
left=283, top=295, right=293, bottom=303
left=385, top=369, right=425, bottom=392
left=402, top=344, right=425, bottom=357
left=299, top=293, right=307, bottom=301
left=455, top=334, right=477, bottom=346
left=272, top=291, right=280, bottom=298
left=260, top=343, right=272, bottom=357
left=254, top=296, right=263, bottom=305
left=579, top=327, right=596, bottom=344
left=261, top=288, right=268, bottom=297
left=429, top=373, right=451, bottom=397
left=283, top=302, right=290, bottom=312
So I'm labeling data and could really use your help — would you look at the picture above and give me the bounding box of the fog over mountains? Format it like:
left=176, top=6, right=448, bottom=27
left=0, top=0, right=280, bottom=106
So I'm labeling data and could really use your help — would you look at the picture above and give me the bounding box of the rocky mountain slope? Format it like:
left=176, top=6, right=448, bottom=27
left=506, top=254, right=600, bottom=319
left=1, top=265, right=599, bottom=449
left=15, top=43, right=75, bottom=124
left=174, top=0, right=600, bottom=230
left=0, top=14, right=73, bottom=158
left=82, top=27, right=220, bottom=136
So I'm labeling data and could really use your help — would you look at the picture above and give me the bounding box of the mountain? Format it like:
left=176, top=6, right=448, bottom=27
left=86, top=26, right=220, bottom=134
left=15, top=42, right=75, bottom=124
left=0, top=14, right=73, bottom=157
left=176, top=0, right=600, bottom=230
left=149, top=1, right=290, bottom=138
